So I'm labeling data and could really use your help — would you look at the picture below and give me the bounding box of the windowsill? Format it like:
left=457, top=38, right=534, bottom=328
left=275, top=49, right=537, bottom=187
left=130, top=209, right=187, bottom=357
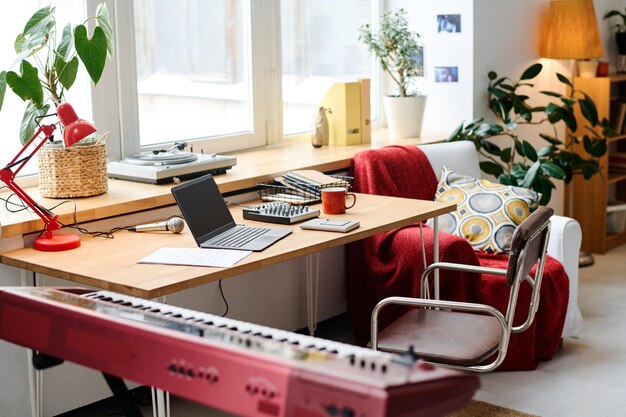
left=0, top=129, right=446, bottom=239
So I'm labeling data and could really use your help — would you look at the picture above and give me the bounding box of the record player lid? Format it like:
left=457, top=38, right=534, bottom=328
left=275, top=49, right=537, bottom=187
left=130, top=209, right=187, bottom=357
left=124, top=150, right=198, bottom=166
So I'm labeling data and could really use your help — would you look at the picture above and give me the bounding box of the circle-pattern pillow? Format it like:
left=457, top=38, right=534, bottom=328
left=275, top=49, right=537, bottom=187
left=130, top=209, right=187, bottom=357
left=429, top=166, right=540, bottom=254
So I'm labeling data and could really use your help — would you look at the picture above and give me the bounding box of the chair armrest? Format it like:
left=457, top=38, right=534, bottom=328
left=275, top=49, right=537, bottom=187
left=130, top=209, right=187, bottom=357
left=420, top=262, right=507, bottom=298
left=547, top=214, right=584, bottom=338
left=547, top=215, right=581, bottom=287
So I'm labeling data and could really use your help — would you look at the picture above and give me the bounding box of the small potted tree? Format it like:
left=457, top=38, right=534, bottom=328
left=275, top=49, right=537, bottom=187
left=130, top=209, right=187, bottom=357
left=359, top=8, right=426, bottom=139
left=0, top=4, right=114, bottom=198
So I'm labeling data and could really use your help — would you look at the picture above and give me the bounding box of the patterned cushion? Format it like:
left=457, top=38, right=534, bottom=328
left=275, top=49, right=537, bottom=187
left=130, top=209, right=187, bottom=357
left=429, top=166, right=540, bottom=254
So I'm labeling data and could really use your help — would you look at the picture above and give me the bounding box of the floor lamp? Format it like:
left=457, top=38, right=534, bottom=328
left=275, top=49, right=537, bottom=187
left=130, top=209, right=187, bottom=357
left=0, top=103, right=97, bottom=251
left=539, top=0, right=604, bottom=267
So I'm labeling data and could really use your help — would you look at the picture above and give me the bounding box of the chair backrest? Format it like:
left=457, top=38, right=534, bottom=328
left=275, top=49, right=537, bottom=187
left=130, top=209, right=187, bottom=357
left=505, top=206, right=554, bottom=287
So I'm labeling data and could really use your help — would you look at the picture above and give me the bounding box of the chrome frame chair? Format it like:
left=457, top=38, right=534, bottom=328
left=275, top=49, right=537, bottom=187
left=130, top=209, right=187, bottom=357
left=370, top=207, right=554, bottom=372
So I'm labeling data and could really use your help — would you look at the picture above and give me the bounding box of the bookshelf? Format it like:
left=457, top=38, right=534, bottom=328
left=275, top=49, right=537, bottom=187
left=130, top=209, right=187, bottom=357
left=566, top=75, right=626, bottom=253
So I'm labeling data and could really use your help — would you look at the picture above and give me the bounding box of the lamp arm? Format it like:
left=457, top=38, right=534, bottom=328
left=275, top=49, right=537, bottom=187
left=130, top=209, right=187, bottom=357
left=0, top=124, right=62, bottom=236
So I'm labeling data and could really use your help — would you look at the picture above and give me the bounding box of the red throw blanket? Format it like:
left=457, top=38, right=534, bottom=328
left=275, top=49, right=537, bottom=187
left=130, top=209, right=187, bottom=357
left=347, top=145, right=569, bottom=370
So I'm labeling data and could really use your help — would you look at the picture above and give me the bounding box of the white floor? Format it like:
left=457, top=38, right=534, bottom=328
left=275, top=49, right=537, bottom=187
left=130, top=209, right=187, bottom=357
left=476, top=243, right=626, bottom=417
left=65, top=244, right=626, bottom=417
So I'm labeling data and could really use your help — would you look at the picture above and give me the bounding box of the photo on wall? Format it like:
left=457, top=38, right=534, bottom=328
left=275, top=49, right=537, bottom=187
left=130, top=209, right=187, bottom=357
left=434, top=66, right=458, bottom=83
left=437, top=14, right=461, bottom=33
left=410, top=45, right=425, bottom=77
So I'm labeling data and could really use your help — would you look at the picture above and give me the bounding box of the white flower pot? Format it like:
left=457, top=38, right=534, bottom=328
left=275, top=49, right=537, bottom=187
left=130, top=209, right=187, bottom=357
left=383, top=95, right=427, bottom=139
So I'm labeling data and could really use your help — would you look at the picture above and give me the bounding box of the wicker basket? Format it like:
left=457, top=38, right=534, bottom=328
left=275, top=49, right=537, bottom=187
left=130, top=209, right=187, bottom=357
left=37, top=141, right=108, bottom=198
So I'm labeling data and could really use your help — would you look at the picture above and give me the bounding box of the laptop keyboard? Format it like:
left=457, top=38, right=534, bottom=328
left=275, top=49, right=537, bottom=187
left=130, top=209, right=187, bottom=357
left=206, top=226, right=270, bottom=248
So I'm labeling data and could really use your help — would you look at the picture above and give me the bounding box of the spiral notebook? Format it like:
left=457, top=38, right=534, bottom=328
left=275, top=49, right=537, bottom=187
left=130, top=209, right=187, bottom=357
left=284, top=170, right=350, bottom=188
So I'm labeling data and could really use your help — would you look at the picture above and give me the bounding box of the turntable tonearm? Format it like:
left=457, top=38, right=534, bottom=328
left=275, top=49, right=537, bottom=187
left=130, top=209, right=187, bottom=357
left=107, top=148, right=236, bottom=184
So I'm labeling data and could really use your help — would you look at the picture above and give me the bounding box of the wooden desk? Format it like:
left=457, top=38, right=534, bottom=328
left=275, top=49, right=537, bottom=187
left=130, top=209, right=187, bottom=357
left=0, top=193, right=454, bottom=299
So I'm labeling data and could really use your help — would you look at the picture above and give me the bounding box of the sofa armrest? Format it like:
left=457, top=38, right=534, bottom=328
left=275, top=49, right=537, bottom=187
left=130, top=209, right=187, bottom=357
left=548, top=214, right=584, bottom=338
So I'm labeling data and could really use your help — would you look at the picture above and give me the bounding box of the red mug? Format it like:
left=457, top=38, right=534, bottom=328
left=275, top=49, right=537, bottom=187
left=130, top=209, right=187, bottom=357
left=321, top=187, right=356, bottom=214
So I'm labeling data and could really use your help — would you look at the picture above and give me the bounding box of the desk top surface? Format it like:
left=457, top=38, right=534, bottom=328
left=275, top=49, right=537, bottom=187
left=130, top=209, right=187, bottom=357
left=0, top=194, right=454, bottom=298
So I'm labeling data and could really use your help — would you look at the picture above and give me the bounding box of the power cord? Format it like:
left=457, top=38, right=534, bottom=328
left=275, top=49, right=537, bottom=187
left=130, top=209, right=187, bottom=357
left=218, top=279, right=229, bottom=317
left=1, top=188, right=179, bottom=239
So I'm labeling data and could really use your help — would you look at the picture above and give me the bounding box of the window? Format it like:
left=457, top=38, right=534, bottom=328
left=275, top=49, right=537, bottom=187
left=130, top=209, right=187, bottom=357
left=281, top=0, right=373, bottom=135
left=133, top=0, right=252, bottom=146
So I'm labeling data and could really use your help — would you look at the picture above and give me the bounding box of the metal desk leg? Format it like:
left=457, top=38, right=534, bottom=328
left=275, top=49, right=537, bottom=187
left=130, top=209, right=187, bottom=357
left=21, top=271, right=42, bottom=417
left=305, top=253, right=320, bottom=336
left=433, top=217, right=440, bottom=300
left=151, top=295, right=170, bottom=417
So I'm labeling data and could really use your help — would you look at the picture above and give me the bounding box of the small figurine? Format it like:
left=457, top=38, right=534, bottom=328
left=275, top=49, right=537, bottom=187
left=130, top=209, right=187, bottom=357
left=311, top=106, right=331, bottom=148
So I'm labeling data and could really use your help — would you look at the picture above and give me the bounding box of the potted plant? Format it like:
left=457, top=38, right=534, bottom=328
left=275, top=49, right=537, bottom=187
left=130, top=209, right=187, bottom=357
left=0, top=4, right=114, bottom=197
left=359, top=8, right=426, bottom=139
left=603, top=8, right=626, bottom=56
left=448, top=63, right=612, bottom=205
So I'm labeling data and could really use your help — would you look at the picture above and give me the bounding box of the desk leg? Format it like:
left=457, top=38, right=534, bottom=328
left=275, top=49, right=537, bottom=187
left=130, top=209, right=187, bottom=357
left=433, top=217, right=440, bottom=300
left=305, top=253, right=320, bottom=336
left=21, top=271, right=42, bottom=417
left=151, top=296, right=170, bottom=417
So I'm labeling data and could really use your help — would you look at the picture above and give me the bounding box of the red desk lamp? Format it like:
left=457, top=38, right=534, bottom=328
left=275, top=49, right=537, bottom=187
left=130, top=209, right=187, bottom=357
left=0, top=103, right=97, bottom=251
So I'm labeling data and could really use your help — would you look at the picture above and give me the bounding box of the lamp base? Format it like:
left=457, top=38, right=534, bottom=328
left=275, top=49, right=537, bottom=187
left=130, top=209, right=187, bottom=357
left=34, top=234, right=81, bottom=252
left=579, top=251, right=595, bottom=267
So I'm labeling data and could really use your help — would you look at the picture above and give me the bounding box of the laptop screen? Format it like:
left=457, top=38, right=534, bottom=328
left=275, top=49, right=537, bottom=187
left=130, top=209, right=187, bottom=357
left=171, top=174, right=235, bottom=245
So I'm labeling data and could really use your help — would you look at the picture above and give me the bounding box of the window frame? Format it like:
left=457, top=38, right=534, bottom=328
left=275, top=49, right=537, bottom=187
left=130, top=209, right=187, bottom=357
left=89, top=0, right=378, bottom=161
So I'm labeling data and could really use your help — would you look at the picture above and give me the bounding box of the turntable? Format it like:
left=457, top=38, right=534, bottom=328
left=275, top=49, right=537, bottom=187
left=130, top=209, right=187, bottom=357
left=107, top=149, right=237, bottom=184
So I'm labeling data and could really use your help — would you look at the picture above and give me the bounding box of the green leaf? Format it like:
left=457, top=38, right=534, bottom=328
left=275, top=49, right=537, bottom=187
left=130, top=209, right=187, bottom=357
left=488, top=71, right=497, bottom=80
left=498, top=174, right=518, bottom=186
left=54, top=56, right=79, bottom=90
left=23, top=5, right=54, bottom=36
left=448, top=123, right=463, bottom=141
left=521, top=160, right=541, bottom=188
left=488, top=86, right=507, bottom=100
left=540, top=90, right=562, bottom=98
left=540, top=161, right=565, bottom=179
left=480, top=161, right=504, bottom=177
left=501, top=147, right=512, bottom=163
left=96, top=3, right=115, bottom=56
left=537, top=146, right=553, bottom=157
left=19, top=102, right=50, bottom=145
left=58, top=24, right=73, bottom=60
left=582, top=162, right=599, bottom=179
left=0, top=71, right=6, bottom=112
left=512, top=163, right=528, bottom=180
left=536, top=176, right=555, bottom=205
left=579, top=94, right=599, bottom=126
left=481, top=140, right=502, bottom=156
left=539, top=133, right=563, bottom=145
left=6, top=60, right=43, bottom=107
left=14, top=34, right=26, bottom=54
left=556, top=73, right=573, bottom=88
left=74, top=25, right=107, bottom=84
left=561, top=108, right=577, bottom=131
left=522, top=140, right=538, bottom=162
left=515, top=140, right=525, bottom=157
left=520, top=63, right=542, bottom=80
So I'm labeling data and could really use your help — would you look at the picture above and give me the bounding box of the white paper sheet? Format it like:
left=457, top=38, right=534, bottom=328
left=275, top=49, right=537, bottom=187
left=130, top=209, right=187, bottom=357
left=138, top=247, right=252, bottom=268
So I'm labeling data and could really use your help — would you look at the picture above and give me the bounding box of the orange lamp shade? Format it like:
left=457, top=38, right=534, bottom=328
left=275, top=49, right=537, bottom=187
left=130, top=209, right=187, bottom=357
left=540, top=0, right=603, bottom=59
left=57, top=102, right=97, bottom=147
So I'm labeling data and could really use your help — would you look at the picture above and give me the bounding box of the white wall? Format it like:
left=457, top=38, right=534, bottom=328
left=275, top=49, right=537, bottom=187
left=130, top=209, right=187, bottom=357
left=388, top=0, right=475, bottom=134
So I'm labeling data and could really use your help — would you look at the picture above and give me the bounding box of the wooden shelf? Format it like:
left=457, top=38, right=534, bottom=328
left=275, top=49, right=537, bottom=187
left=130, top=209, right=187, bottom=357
left=608, top=134, right=626, bottom=143
left=606, top=229, right=626, bottom=252
left=608, top=73, right=626, bottom=83
left=608, top=171, right=626, bottom=184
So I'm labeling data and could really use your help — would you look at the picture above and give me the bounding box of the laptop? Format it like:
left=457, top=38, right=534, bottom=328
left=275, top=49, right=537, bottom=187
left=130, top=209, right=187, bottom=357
left=171, top=174, right=292, bottom=251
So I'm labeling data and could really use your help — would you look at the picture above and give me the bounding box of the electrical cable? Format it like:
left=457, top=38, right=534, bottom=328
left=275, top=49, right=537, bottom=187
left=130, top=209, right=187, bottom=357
left=218, top=280, right=229, bottom=317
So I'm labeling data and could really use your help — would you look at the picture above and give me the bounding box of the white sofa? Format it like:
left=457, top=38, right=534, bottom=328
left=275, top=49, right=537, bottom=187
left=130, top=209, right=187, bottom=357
left=419, top=141, right=583, bottom=338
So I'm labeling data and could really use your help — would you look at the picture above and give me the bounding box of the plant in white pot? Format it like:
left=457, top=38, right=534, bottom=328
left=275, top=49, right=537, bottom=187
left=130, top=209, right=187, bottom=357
left=359, top=8, right=425, bottom=139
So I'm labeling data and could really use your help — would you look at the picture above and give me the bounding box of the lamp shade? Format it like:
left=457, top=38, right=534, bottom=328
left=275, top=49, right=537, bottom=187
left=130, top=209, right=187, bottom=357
left=56, top=102, right=97, bottom=147
left=540, top=0, right=603, bottom=59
